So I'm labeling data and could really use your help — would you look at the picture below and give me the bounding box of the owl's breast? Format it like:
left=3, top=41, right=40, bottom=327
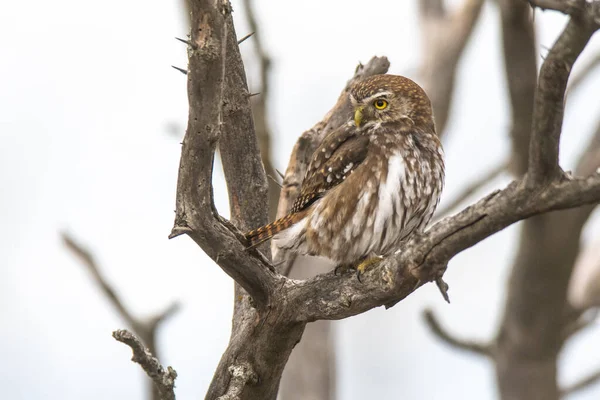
left=304, top=143, right=443, bottom=265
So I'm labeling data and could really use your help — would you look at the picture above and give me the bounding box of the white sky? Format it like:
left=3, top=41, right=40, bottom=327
left=1, top=1, right=600, bottom=399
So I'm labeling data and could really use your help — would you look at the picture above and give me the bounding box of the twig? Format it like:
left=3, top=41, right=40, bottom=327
left=149, top=302, right=181, bottom=328
left=62, top=232, right=180, bottom=332
left=113, top=329, right=177, bottom=400
left=561, top=367, right=600, bottom=396
left=61, top=233, right=137, bottom=329
left=434, top=160, right=507, bottom=217
left=422, top=309, right=492, bottom=356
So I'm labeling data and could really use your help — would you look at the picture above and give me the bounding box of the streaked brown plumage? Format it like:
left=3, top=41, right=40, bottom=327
left=246, top=74, right=444, bottom=269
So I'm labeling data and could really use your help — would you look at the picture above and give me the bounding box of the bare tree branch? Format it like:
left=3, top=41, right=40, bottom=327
left=272, top=57, right=390, bottom=400
left=241, top=0, right=280, bottom=221
left=113, top=329, right=177, bottom=400
left=62, top=232, right=179, bottom=400
left=495, top=5, right=600, bottom=399
left=434, top=160, right=508, bottom=217
left=62, top=232, right=138, bottom=329
left=499, top=0, right=538, bottom=176
left=567, top=119, right=600, bottom=311
left=419, top=0, right=485, bottom=135
left=527, top=4, right=599, bottom=184
left=170, top=2, right=600, bottom=399
left=62, top=232, right=180, bottom=334
left=287, top=173, right=600, bottom=322
left=172, top=3, right=302, bottom=399
left=423, top=309, right=492, bottom=356
left=170, top=0, right=278, bottom=311
left=272, top=56, right=389, bottom=400
left=561, top=367, right=600, bottom=397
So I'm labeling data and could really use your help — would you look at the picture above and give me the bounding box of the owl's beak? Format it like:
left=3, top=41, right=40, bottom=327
left=354, top=106, right=364, bottom=127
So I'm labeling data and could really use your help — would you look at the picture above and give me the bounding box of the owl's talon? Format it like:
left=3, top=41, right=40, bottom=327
left=333, top=264, right=354, bottom=276
left=355, top=256, right=384, bottom=282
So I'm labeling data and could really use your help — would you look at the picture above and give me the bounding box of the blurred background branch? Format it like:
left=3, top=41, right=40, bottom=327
left=419, top=0, right=484, bottom=136
left=62, top=232, right=179, bottom=400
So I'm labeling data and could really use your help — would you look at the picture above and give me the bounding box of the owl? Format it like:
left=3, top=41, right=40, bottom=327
left=246, top=74, right=445, bottom=276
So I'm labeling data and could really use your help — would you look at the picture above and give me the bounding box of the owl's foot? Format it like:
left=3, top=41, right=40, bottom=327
left=333, top=263, right=354, bottom=276
left=355, top=256, right=384, bottom=282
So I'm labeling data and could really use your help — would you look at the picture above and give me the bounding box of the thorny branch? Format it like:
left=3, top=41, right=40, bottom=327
left=113, top=329, right=177, bottom=400
left=170, top=0, right=278, bottom=311
left=160, top=1, right=600, bottom=399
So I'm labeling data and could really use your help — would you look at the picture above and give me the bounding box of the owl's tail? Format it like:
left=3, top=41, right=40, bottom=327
left=245, top=212, right=306, bottom=248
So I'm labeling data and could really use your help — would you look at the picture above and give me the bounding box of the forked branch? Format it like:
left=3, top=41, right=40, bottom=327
left=163, top=1, right=600, bottom=399
left=170, top=0, right=278, bottom=311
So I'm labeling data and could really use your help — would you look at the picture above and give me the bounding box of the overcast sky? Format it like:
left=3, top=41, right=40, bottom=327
left=2, top=1, right=600, bottom=399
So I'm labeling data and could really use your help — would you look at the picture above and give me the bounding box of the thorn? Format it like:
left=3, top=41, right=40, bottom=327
left=237, top=32, right=255, bottom=45
left=248, top=92, right=260, bottom=97
left=168, top=226, right=193, bottom=239
left=175, top=36, right=196, bottom=49
left=267, top=174, right=283, bottom=188
left=171, top=65, right=188, bottom=75
left=275, top=169, right=285, bottom=180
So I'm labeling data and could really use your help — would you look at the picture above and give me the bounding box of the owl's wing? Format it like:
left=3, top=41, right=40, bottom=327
left=291, top=125, right=369, bottom=213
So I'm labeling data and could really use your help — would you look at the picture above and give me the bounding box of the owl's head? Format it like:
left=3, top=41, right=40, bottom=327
left=349, top=74, right=434, bottom=131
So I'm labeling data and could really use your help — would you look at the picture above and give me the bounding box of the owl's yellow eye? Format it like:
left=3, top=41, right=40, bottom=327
left=374, top=99, right=388, bottom=110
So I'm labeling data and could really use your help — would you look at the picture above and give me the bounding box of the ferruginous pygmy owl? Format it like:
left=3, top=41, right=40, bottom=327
left=246, top=74, right=445, bottom=275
